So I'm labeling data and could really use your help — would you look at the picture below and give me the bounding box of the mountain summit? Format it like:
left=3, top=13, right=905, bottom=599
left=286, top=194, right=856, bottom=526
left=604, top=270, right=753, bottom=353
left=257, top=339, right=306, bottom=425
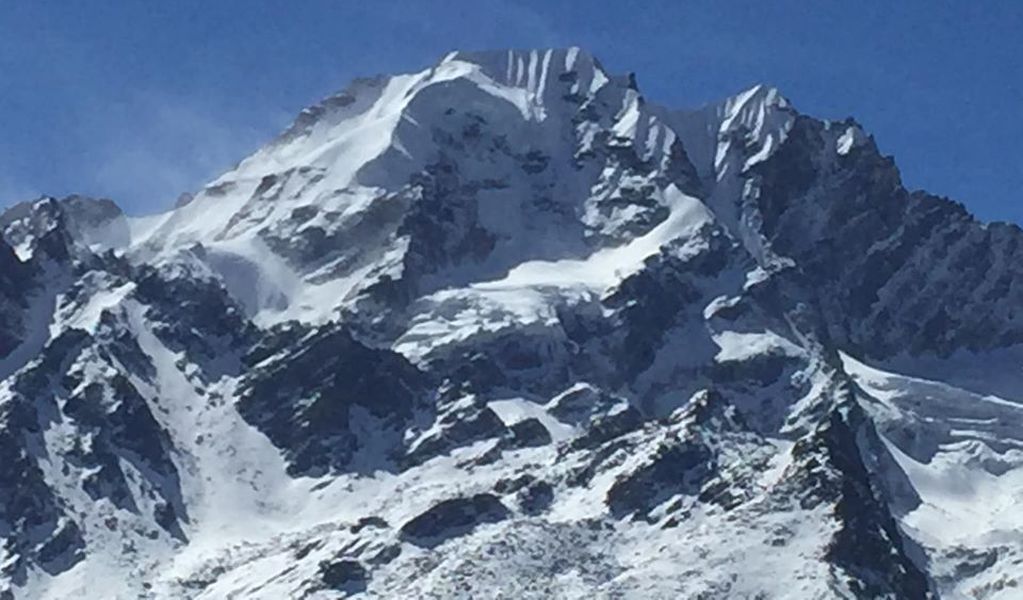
left=1, top=48, right=1021, bottom=599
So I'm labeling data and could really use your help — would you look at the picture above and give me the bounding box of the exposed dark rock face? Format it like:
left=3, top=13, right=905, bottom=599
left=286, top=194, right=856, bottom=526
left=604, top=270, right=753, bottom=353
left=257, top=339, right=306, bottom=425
left=0, top=396, right=85, bottom=585
left=422, top=328, right=586, bottom=399
left=492, top=473, right=537, bottom=495
left=560, top=388, right=772, bottom=522
left=349, top=516, right=389, bottom=534
left=0, top=238, right=34, bottom=359
left=399, top=494, right=510, bottom=548
left=264, top=190, right=408, bottom=275
left=569, top=404, right=644, bottom=452
left=397, top=159, right=498, bottom=294
left=238, top=323, right=427, bottom=476
left=62, top=369, right=188, bottom=538
left=751, top=115, right=1023, bottom=358
left=58, top=196, right=125, bottom=237
left=600, top=224, right=745, bottom=401
left=0, top=320, right=186, bottom=582
left=605, top=441, right=713, bottom=518
left=403, top=392, right=508, bottom=468
left=516, top=480, right=555, bottom=515
left=508, top=417, right=552, bottom=448
left=132, top=260, right=254, bottom=368
left=0, top=196, right=127, bottom=262
left=0, top=198, right=72, bottom=261
left=546, top=384, right=627, bottom=425
left=783, top=392, right=933, bottom=599
left=318, top=559, right=368, bottom=593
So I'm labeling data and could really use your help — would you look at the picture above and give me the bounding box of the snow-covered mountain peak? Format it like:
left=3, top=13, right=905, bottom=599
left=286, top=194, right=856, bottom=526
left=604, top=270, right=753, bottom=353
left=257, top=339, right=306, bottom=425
left=199, top=47, right=616, bottom=201
left=4, top=47, right=1023, bottom=599
left=266, top=47, right=610, bottom=156
left=124, top=47, right=707, bottom=327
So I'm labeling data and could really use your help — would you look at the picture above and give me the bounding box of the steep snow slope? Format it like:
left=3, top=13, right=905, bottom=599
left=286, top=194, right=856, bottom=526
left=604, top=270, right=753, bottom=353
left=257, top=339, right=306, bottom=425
left=845, top=354, right=1023, bottom=598
left=2, top=47, right=1022, bottom=600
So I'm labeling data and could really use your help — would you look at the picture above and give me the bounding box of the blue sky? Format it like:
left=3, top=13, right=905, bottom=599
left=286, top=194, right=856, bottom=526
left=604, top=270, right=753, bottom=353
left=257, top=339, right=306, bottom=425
left=1, top=1, right=1021, bottom=221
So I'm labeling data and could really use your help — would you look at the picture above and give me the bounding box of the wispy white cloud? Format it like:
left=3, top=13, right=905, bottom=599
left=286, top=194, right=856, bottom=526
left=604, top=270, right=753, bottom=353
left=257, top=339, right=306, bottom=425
left=89, top=91, right=287, bottom=215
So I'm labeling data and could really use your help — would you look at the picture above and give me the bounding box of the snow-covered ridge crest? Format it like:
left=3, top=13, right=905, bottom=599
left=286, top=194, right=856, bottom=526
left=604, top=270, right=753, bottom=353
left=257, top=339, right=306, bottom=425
left=169, top=48, right=611, bottom=213
left=123, top=45, right=710, bottom=327
left=440, top=47, right=613, bottom=116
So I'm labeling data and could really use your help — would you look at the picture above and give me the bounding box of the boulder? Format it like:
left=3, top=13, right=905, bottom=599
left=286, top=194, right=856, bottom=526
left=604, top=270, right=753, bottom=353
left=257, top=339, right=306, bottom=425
left=399, top=494, right=509, bottom=548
